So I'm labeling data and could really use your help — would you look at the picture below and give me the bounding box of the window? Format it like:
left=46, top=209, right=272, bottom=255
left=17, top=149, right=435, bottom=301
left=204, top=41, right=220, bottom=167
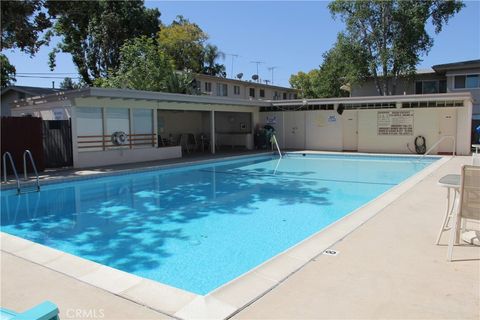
left=294, top=93, right=298, bottom=99
left=454, top=76, right=466, bottom=89
left=132, top=109, right=153, bottom=147
left=273, top=91, right=279, bottom=100
left=106, top=108, right=129, bottom=136
left=205, top=82, right=212, bottom=92
left=439, top=80, right=447, bottom=93
left=415, top=80, right=447, bottom=94
left=18, top=92, right=26, bottom=100
left=466, top=75, right=479, bottom=88
left=415, top=81, right=423, bottom=94
left=422, top=81, right=438, bottom=94
left=454, top=75, right=480, bottom=89
left=234, top=85, right=240, bottom=95
left=216, top=83, right=228, bottom=96
left=282, top=92, right=287, bottom=100
left=77, top=107, right=103, bottom=151
left=260, top=89, right=265, bottom=98
left=249, top=88, right=255, bottom=98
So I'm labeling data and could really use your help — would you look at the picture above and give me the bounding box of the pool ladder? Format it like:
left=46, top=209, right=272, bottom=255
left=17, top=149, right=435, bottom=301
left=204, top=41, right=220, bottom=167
left=271, top=134, right=283, bottom=158
left=2, top=150, right=40, bottom=194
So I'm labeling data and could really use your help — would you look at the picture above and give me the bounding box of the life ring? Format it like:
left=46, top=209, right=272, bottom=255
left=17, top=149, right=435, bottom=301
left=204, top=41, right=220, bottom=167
left=111, top=131, right=128, bottom=145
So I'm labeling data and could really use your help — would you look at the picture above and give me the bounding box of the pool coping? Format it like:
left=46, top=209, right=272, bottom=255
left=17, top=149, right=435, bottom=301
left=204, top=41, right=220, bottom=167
left=0, top=152, right=450, bottom=320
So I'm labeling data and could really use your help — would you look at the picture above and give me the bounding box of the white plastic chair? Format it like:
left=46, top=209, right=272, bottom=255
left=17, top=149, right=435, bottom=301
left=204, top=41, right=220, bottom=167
left=472, top=153, right=480, bottom=166
left=447, top=165, right=480, bottom=261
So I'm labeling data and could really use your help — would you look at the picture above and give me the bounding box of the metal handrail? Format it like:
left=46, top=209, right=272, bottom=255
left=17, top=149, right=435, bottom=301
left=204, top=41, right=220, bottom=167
left=271, top=134, right=283, bottom=158
left=421, top=135, right=456, bottom=159
left=23, top=150, right=40, bottom=191
left=2, top=152, right=20, bottom=193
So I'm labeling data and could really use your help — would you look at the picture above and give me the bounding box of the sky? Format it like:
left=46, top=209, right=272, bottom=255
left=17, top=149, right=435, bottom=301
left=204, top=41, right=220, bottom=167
left=4, top=0, right=480, bottom=89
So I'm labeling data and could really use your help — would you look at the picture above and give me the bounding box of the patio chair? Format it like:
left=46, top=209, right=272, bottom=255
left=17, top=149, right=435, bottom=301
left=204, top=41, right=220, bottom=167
left=472, top=153, right=480, bottom=166
left=447, top=165, right=480, bottom=261
left=0, top=301, right=58, bottom=320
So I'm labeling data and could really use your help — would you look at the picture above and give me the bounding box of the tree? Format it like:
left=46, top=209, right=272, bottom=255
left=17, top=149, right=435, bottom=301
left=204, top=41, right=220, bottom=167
left=158, top=16, right=207, bottom=73
left=94, top=36, right=173, bottom=92
left=329, top=0, right=464, bottom=95
left=166, top=72, right=197, bottom=94
left=290, top=35, right=369, bottom=98
left=203, top=44, right=226, bottom=77
left=46, top=0, right=161, bottom=85
left=59, top=77, right=84, bottom=90
left=1, top=54, right=16, bottom=88
left=1, top=0, right=51, bottom=55
left=289, top=70, right=320, bottom=99
left=316, top=34, right=370, bottom=97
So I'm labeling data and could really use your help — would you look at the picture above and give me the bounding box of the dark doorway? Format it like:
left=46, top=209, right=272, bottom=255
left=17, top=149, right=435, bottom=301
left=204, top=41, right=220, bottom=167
left=42, top=120, right=73, bottom=168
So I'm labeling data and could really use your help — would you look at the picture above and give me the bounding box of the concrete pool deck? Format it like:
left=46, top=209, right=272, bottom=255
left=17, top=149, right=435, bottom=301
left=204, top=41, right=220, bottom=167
left=1, top=154, right=479, bottom=319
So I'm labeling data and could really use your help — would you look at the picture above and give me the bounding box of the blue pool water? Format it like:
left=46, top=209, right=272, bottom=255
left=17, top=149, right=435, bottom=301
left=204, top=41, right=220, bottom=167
left=1, top=154, right=437, bottom=294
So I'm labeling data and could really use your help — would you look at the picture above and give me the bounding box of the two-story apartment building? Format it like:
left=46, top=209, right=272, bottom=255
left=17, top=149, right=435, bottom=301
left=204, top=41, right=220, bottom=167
left=351, top=59, right=480, bottom=142
left=193, top=73, right=299, bottom=101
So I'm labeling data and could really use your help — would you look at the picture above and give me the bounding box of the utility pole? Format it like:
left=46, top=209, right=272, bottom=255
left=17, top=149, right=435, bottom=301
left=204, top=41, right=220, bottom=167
left=250, top=61, right=264, bottom=83
left=225, top=53, right=239, bottom=79
left=268, top=66, right=278, bottom=84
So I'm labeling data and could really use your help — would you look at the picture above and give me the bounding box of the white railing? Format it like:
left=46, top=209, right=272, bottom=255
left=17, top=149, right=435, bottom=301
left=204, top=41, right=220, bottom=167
left=271, top=134, right=282, bottom=158
left=2, top=152, right=20, bottom=193
left=23, top=150, right=40, bottom=192
left=421, top=135, right=456, bottom=159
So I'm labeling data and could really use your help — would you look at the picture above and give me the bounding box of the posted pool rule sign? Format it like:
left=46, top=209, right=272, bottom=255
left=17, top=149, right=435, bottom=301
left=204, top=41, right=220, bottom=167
left=377, top=110, right=414, bottom=136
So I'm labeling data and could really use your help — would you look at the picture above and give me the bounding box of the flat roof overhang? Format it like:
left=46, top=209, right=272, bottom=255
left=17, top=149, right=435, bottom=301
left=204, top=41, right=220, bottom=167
left=12, top=87, right=272, bottom=108
left=270, top=92, right=473, bottom=107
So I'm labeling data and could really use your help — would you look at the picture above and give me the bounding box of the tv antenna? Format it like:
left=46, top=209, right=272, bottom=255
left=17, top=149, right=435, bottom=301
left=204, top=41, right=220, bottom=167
left=250, top=61, right=264, bottom=83
left=226, top=53, right=239, bottom=79
left=268, top=66, right=278, bottom=84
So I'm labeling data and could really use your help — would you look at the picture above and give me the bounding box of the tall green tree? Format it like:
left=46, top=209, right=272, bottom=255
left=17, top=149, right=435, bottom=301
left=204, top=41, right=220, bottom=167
left=329, top=0, right=464, bottom=95
left=289, top=70, right=321, bottom=99
left=1, top=0, right=51, bottom=54
left=290, top=35, right=369, bottom=98
left=203, top=44, right=226, bottom=77
left=46, top=0, right=161, bottom=85
left=158, top=15, right=207, bottom=73
left=94, top=36, right=173, bottom=92
left=1, top=0, right=52, bottom=87
left=1, top=54, right=16, bottom=88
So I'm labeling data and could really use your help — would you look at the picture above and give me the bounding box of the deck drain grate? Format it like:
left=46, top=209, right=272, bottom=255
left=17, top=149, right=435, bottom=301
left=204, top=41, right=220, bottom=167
left=323, top=249, right=339, bottom=256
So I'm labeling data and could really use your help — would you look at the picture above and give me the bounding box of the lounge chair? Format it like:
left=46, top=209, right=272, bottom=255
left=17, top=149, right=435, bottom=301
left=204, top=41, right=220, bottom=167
left=447, top=165, right=480, bottom=261
left=0, top=301, right=59, bottom=320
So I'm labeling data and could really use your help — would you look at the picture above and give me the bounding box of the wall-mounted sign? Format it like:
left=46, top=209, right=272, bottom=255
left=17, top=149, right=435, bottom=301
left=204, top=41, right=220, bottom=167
left=53, top=108, right=66, bottom=120
left=266, top=115, right=277, bottom=124
left=377, top=110, right=414, bottom=136
left=328, top=115, right=337, bottom=123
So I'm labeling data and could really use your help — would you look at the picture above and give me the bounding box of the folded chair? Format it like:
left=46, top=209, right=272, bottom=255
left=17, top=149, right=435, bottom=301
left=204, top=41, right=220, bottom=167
left=0, top=301, right=59, bottom=320
left=448, top=165, right=480, bottom=261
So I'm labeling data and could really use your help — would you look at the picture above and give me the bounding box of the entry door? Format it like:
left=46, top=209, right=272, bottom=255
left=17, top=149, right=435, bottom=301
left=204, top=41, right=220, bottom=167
left=284, top=111, right=305, bottom=149
left=438, top=109, right=457, bottom=154
left=342, top=110, right=358, bottom=151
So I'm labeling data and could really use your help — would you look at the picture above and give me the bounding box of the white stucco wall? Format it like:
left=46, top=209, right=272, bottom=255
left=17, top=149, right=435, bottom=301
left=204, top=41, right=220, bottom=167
left=261, top=103, right=472, bottom=155
left=75, top=146, right=181, bottom=168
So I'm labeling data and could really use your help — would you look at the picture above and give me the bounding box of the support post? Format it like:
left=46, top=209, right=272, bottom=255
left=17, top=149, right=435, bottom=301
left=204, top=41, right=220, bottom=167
left=210, top=110, right=216, bottom=154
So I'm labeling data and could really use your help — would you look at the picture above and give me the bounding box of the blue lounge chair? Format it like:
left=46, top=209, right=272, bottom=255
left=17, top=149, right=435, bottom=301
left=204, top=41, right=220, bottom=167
left=0, top=301, right=59, bottom=320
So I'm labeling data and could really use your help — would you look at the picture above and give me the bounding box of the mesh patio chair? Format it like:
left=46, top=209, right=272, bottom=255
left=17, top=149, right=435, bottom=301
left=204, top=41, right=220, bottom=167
left=447, top=165, right=480, bottom=261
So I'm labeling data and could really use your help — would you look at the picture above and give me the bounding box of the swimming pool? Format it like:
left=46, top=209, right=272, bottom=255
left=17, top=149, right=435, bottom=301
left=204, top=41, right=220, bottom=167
left=1, top=153, right=437, bottom=295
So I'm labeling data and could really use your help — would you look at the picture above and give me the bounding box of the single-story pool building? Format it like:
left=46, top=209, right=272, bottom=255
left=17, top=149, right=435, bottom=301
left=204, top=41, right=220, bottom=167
left=9, top=87, right=473, bottom=168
